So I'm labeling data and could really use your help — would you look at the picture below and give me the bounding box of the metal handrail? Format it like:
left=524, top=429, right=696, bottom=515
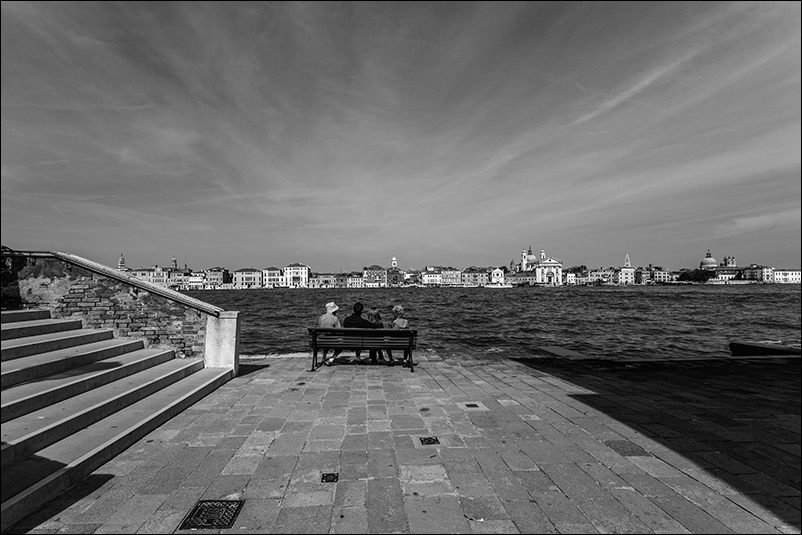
left=2, top=247, right=223, bottom=318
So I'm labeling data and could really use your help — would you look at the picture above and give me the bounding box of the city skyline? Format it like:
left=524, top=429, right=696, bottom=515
left=2, top=2, right=800, bottom=272
left=115, top=247, right=789, bottom=274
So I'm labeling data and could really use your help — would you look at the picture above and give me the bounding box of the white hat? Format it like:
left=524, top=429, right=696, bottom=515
left=326, top=302, right=339, bottom=313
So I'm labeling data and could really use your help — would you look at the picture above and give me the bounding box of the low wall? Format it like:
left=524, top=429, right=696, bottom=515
left=2, top=250, right=239, bottom=372
left=11, top=258, right=208, bottom=359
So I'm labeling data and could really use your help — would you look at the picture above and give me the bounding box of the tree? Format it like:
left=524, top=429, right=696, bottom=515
left=677, top=269, right=717, bottom=283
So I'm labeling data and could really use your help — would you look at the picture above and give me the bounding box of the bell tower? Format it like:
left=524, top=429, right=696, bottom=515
left=391, top=256, right=398, bottom=269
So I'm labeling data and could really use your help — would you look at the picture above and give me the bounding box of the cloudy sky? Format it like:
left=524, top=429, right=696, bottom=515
left=2, top=2, right=800, bottom=272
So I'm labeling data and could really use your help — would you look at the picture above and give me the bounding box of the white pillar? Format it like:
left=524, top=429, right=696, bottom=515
left=204, top=311, right=241, bottom=375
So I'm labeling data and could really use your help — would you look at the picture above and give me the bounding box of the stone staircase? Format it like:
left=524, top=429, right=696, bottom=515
left=0, top=309, right=233, bottom=531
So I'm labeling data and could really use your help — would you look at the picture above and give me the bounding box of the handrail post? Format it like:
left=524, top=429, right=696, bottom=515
left=203, top=311, right=241, bottom=375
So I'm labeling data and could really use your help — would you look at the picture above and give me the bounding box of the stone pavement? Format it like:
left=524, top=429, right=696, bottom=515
left=7, top=352, right=801, bottom=534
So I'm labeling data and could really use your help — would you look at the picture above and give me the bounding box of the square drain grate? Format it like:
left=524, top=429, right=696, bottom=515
left=179, top=500, right=244, bottom=530
left=322, top=472, right=339, bottom=483
left=419, top=436, right=440, bottom=445
left=457, top=401, right=489, bottom=411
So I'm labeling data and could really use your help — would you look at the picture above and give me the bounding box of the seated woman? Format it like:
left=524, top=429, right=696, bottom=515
left=366, top=307, right=386, bottom=364
left=385, top=304, right=411, bottom=367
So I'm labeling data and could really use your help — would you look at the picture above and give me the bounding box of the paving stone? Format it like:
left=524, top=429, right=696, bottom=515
left=367, top=477, right=408, bottom=533
left=405, top=495, right=471, bottom=533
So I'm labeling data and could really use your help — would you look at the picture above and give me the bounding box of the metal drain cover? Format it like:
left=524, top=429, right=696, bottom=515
left=179, top=500, right=244, bottom=530
left=465, top=403, right=479, bottom=408
left=322, top=472, right=339, bottom=482
left=419, top=436, right=440, bottom=445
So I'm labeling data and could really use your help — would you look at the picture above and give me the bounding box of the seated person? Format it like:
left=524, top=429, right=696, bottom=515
left=385, top=304, right=411, bottom=367
left=318, top=301, right=343, bottom=366
left=343, top=301, right=379, bottom=363
left=366, top=307, right=386, bottom=364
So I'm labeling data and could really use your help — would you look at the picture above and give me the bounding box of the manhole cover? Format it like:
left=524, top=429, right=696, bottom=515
left=419, top=437, right=440, bottom=445
left=322, top=473, right=339, bottom=482
left=178, top=500, right=244, bottom=530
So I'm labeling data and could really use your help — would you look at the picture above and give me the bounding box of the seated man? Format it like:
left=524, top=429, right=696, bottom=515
left=342, top=301, right=379, bottom=363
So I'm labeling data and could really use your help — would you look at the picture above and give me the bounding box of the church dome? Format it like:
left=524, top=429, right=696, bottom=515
left=700, top=249, right=717, bottom=270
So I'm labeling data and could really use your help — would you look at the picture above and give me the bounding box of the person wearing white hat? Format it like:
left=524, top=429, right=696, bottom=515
left=318, top=302, right=342, bottom=365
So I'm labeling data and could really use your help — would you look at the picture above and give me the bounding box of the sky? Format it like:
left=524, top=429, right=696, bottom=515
left=2, top=1, right=800, bottom=273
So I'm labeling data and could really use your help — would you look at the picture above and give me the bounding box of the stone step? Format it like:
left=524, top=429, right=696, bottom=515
left=1, top=338, right=145, bottom=389
left=0, top=310, right=51, bottom=324
left=1, top=329, right=115, bottom=362
left=1, top=357, right=202, bottom=468
left=0, top=367, right=232, bottom=532
left=1, top=348, right=175, bottom=423
left=1, top=318, right=83, bottom=341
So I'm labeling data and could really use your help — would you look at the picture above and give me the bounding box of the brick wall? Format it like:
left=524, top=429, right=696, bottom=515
left=13, top=257, right=207, bottom=359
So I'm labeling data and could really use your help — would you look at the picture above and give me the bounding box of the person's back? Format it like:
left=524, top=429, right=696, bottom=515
left=387, top=305, right=411, bottom=367
left=317, top=302, right=342, bottom=365
left=343, top=302, right=377, bottom=329
left=342, top=302, right=378, bottom=363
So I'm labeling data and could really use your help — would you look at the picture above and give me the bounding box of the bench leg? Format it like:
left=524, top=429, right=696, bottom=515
left=311, top=349, right=319, bottom=372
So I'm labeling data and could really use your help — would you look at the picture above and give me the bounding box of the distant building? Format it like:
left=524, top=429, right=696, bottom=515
left=615, top=254, right=636, bottom=285
left=700, top=249, right=718, bottom=270
left=233, top=268, right=262, bottom=289
left=774, top=269, right=801, bottom=284
left=422, top=271, right=442, bottom=286
left=462, top=267, right=489, bottom=286
left=116, top=253, right=130, bottom=272
left=519, top=246, right=563, bottom=285
left=205, top=267, right=231, bottom=288
left=363, top=265, right=387, bottom=287
left=441, top=267, right=462, bottom=286
left=347, top=272, right=365, bottom=288
left=284, top=263, right=310, bottom=288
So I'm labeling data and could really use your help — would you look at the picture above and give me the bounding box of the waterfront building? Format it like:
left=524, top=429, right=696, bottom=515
left=129, top=266, right=170, bottom=288
left=563, top=272, right=577, bottom=285
left=116, top=253, right=130, bottom=272
left=363, top=264, right=387, bottom=288
left=588, top=268, right=615, bottom=285
left=205, top=267, right=231, bottom=288
left=700, top=249, right=718, bottom=270
left=615, top=254, right=636, bottom=285
left=743, top=264, right=774, bottom=283
left=262, top=267, right=283, bottom=288
left=518, top=247, right=563, bottom=286
left=284, top=263, right=310, bottom=288
left=347, top=272, right=365, bottom=288
left=187, top=272, right=206, bottom=290
left=490, top=267, right=506, bottom=285
left=233, top=268, right=262, bottom=289
left=774, top=269, right=801, bottom=283
left=387, top=267, right=404, bottom=287
left=441, top=267, right=463, bottom=286
left=422, top=270, right=442, bottom=286
left=462, top=267, right=490, bottom=286
left=507, top=272, right=538, bottom=286
left=652, top=267, right=672, bottom=283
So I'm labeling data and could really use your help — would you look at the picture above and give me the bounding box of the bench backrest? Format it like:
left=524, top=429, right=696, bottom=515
left=308, top=328, right=417, bottom=349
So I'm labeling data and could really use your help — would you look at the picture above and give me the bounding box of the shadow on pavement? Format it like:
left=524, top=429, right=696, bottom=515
left=512, top=357, right=801, bottom=530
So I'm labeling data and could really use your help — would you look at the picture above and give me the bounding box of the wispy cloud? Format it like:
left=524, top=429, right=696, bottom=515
left=573, top=52, right=696, bottom=125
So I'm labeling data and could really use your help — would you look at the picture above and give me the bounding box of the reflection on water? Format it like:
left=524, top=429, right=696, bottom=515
left=186, top=285, right=801, bottom=361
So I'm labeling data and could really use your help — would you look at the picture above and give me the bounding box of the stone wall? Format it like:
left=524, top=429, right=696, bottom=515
left=11, top=257, right=207, bottom=359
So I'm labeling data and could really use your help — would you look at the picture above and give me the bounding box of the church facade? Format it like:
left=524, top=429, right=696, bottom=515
left=518, top=246, right=563, bottom=286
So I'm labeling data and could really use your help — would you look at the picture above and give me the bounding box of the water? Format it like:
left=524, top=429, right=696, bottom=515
left=185, top=285, right=801, bottom=361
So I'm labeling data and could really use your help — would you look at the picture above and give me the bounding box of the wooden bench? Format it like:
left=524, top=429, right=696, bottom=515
left=308, top=328, right=418, bottom=372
